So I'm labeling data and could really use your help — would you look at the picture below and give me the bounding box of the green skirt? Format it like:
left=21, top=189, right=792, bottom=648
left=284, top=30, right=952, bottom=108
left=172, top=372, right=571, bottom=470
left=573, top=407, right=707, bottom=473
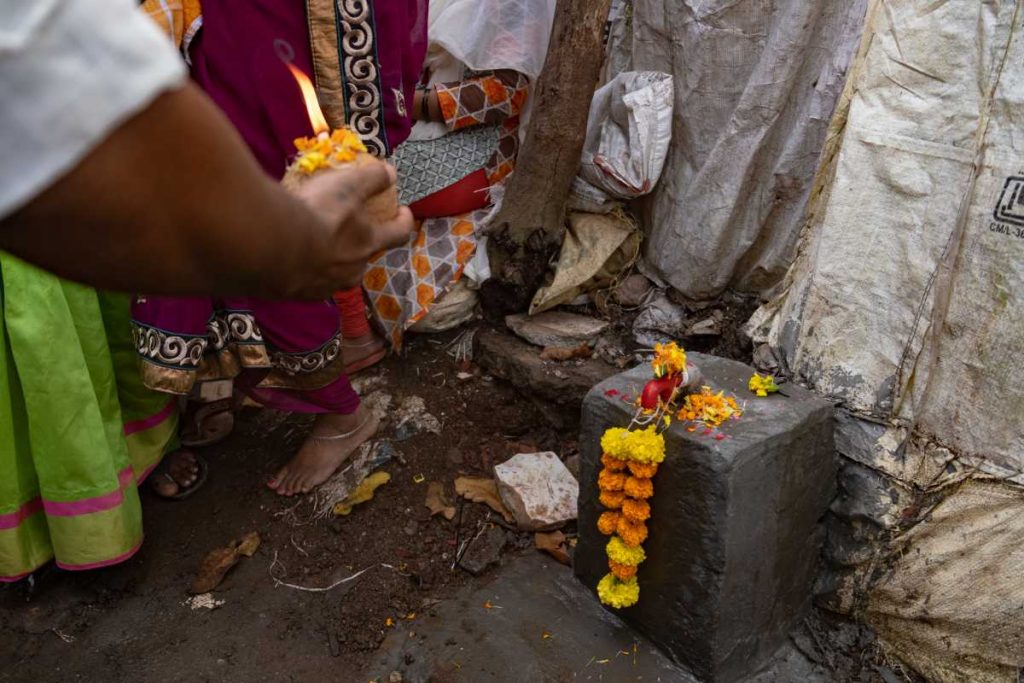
left=0, top=254, right=178, bottom=580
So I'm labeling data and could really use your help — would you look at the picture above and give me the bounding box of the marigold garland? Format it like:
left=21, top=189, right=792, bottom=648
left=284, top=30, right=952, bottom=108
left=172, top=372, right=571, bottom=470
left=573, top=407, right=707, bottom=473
left=606, top=536, right=646, bottom=566
left=609, top=560, right=638, bottom=581
left=623, top=476, right=654, bottom=500
left=621, top=498, right=651, bottom=523
left=597, top=574, right=640, bottom=609
left=601, top=452, right=629, bottom=471
left=626, top=461, right=658, bottom=479
left=601, top=426, right=667, bottom=464
left=597, top=469, right=627, bottom=492
left=598, top=490, right=625, bottom=509
left=597, top=511, right=621, bottom=535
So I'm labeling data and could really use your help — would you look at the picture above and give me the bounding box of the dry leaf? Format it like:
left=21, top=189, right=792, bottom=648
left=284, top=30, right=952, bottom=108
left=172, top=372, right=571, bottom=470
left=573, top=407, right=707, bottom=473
left=190, top=531, right=261, bottom=594
left=454, top=477, right=513, bottom=523
left=425, top=481, right=456, bottom=520
left=534, top=530, right=570, bottom=566
left=539, top=343, right=592, bottom=362
left=333, top=470, right=390, bottom=516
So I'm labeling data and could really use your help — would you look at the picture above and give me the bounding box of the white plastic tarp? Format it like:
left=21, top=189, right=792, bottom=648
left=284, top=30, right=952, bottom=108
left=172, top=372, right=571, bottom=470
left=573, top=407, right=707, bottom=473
left=749, top=2, right=1024, bottom=680
left=625, top=0, right=869, bottom=298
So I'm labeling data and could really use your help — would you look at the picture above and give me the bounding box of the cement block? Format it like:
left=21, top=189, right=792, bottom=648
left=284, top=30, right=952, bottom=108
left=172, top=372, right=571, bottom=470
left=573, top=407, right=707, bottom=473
left=574, top=353, right=835, bottom=682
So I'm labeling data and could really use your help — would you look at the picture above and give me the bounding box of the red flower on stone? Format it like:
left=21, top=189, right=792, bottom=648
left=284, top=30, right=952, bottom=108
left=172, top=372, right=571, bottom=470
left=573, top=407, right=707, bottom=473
left=605, top=389, right=620, bottom=397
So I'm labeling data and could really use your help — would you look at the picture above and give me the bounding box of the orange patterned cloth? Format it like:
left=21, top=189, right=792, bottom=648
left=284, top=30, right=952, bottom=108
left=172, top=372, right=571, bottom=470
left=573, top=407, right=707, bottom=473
left=363, top=210, right=487, bottom=348
left=140, top=0, right=203, bottom=53
left=434, top=70, right=528, bottom=184
left=364, top=70, right=530, bottom=348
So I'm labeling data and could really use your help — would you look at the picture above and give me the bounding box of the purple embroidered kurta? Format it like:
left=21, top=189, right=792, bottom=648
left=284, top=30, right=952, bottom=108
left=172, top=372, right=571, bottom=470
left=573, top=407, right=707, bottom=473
left=131, top=0, right=426, bottom=413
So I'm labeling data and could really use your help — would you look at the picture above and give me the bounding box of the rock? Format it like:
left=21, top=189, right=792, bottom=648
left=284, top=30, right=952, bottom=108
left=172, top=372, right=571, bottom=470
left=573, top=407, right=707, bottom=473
left=458, top=526, right=507, bottom=576
left=685, top=311, right=723, bottom=337
left=632, top=292, right=686, bottom=347
left=494, top=452, right=579, bottom=531
left=506, top=311, right=609, bottom=348
left=575, top=354, right=835, bottom=683
left=475, top=328, right=619, bottom=430
left=612, top=273, right=653, bottom=307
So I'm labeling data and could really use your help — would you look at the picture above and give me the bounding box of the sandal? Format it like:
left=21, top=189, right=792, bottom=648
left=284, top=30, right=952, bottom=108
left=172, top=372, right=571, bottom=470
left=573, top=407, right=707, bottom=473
left=150, top=452, right=208, bottom=501
left=180, top=398, right=235, bottom=448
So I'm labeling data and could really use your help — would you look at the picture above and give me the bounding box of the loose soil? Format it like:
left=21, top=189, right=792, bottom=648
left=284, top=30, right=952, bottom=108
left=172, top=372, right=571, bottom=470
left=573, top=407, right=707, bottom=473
left=0, top=330, right=572, bottom=682
left=0, top=321, right=911, bottom=683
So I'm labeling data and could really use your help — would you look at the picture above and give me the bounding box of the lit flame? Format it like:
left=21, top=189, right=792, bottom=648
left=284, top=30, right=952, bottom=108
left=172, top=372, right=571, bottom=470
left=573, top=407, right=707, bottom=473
left=286, top=63, right=329, bottom=135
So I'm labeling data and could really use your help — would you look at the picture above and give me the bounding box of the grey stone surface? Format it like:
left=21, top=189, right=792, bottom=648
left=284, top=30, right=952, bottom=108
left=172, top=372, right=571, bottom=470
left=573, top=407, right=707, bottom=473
left=475, top=327, right=619, bottom=428
left=458, top=526, right=507, bottom=577
left=505, top=311, right=609, bottom=348
left=364, top=553, right=695, bottom=682
left=494, top=452, right=579, bottom=531
left=575, top=353, right=836, bottom=683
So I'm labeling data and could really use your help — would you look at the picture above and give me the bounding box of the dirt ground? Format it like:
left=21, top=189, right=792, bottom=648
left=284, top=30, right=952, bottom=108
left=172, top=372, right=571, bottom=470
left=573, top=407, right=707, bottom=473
left=0, top=330, right=572, bottom=682
left=0, top=321, right=912, bottom=683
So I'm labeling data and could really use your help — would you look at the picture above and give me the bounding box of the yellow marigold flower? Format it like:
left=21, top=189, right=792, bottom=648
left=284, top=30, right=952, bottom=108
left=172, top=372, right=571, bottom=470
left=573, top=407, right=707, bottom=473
left=599, top=490, right=625, bottom=509
left=748, top=372, right=779, bottom=397
left=627, top=461, right=658, bottom=479
left=606, top=536, right=646, bottom=566
left=597, top=468, right=626, bottom=492
left=617, top=517, right=649, bottom=547
left=609, top=560, right=637, bottom=581
left=621, top=498, right=651, bottom=523
left=652, top=342, right=687, bottom=378
left=623, top=476, right=654, bottom=500
left=597, top=511, right=620, bottom=536
left=297, top=151, right=328, bottom=174
left=601, top=452, right=628, bottom=472
left=597, top=573, right=640, bottom=608
left=600, top=426, right=666, bottom=465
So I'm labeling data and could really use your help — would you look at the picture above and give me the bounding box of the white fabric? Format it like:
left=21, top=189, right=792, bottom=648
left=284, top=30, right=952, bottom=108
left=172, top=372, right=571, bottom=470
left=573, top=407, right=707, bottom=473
left=0, top=0, right=186, bottom=218
left=628, top=0, right=870, bottom=298
left=409, top=0, right=556, bottom=143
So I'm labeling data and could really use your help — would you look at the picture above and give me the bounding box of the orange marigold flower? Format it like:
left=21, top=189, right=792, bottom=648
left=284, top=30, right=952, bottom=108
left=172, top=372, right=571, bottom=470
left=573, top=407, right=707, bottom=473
left=597, top=511, right=620, bottom=535
left=601, top=453, right=628, bottom=471
left=609, top=560, right=637, bottom=581
left=623, top=476, right=654, bottom=500
left=617, top=517, right=649, bottom=547
left=621, top=498, right=651, bottom=523
left=627, top=461, right=658, bottom=479
left=597, top=468, right=626, bottom=492
left=599, top=490, right=625, bottom=509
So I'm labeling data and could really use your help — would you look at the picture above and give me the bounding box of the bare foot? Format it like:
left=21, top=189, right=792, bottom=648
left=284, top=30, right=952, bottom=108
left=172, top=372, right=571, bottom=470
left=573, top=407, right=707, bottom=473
left=342, top=332, right=386, bottom=374
left=150, top=450, right=201, bottom=499
left=268, top=406, right=379, bottom=496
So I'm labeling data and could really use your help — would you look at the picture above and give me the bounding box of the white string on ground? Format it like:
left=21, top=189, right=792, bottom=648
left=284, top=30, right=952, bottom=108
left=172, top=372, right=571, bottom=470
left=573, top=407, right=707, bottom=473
left=268, top=550, right=372, bottom=593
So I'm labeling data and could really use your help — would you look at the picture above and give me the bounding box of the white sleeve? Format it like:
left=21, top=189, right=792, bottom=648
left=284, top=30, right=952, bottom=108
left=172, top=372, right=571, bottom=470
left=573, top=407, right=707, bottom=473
left=0, top=0, right=186, bottom=218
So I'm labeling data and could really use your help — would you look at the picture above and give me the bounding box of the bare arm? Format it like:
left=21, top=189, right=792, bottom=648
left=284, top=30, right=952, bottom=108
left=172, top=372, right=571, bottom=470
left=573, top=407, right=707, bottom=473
left=0, top=83, right=412, bottom=298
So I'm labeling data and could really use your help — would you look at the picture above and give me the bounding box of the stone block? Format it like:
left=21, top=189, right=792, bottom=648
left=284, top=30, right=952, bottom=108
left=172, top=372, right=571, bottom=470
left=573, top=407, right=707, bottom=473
left=494, top=452, right=579, bottom=531
left=574, top=353, right=835, bottom=683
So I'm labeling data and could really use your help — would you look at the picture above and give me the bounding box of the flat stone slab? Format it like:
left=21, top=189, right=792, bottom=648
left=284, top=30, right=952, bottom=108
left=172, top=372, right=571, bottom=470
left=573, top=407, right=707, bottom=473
left=575, top=353, right=835, bottom=683
left=475, top=327, right=619, bottom=428
left=505, top=311, right=609, bottom=348
left=363, top=553, right=694, bottom=682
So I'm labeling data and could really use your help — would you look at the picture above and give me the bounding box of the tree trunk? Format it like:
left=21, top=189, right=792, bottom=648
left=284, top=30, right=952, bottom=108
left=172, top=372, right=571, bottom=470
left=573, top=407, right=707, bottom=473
left=483, top=0, right=613, bottom=316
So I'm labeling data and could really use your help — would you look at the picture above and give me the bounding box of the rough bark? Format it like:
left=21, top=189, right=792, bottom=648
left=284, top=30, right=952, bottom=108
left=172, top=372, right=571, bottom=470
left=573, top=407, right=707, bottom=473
left=483, top=0, right=613, bottom=316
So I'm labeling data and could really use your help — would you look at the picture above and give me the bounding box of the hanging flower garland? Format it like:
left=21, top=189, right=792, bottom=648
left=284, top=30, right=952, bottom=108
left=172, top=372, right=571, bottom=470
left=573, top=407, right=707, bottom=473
left=595, top=343, right=683, bottom=609
left=595, top=343, right=747, bottom=608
